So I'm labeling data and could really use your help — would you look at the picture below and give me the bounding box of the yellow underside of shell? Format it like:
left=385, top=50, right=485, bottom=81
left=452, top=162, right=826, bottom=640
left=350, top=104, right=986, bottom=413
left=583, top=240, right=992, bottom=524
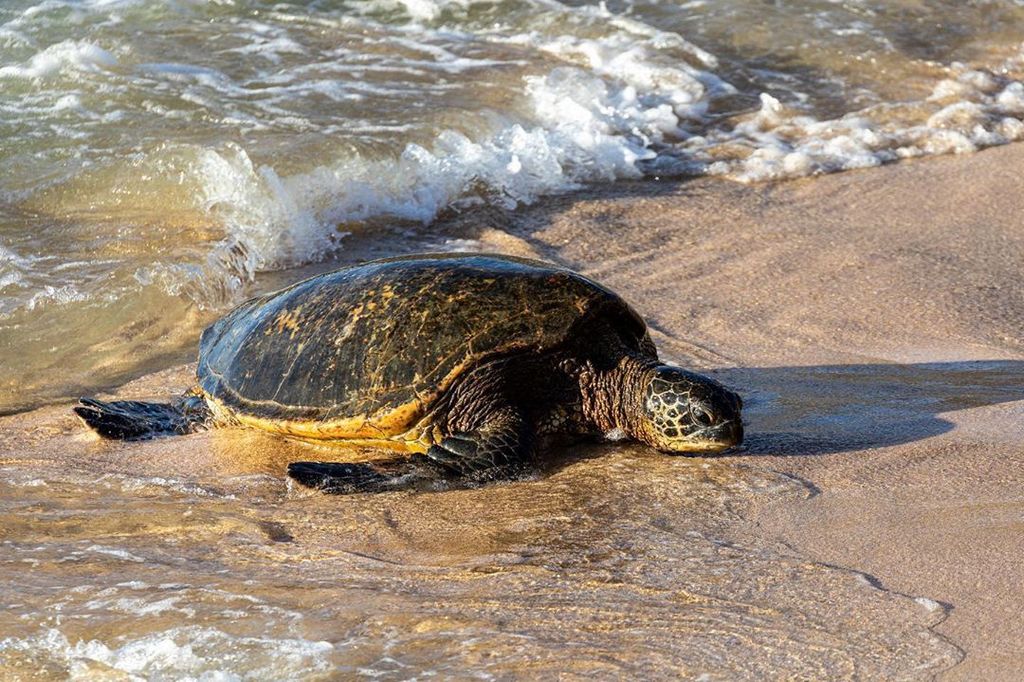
left=207, top=393, right=439, bottom=453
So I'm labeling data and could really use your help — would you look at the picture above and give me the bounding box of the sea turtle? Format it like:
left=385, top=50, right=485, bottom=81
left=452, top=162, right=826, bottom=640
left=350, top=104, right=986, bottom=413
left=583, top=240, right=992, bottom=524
left=76, top=253, right=743, bottom=493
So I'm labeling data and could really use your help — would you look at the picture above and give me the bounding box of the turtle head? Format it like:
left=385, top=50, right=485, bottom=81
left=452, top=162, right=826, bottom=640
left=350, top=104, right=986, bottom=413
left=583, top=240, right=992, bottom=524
left=637, top=365, right=743, bottom=454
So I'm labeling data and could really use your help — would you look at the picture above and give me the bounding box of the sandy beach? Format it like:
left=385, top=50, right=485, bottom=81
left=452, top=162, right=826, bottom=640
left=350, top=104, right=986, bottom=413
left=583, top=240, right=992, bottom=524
left=466, top=142, right=1024, bottom=678
left=2, top=143, right=1023, bottom=678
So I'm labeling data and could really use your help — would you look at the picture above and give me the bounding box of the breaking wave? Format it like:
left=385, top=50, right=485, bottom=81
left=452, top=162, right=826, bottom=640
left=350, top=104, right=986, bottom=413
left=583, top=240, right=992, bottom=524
left=3, top=0, right=1024, bottom=407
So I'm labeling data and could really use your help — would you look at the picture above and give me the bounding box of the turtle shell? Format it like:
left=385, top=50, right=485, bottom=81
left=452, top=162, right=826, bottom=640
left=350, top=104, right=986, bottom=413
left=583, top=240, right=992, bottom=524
left=197, top=253, right=649, bottom=442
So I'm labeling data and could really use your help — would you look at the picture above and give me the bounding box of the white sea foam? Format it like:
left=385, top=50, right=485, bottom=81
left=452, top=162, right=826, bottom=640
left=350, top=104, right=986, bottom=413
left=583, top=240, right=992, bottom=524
left=501, top=31, right=718, bottom=118
left=705, top=54, right=1024, bottom=183
left=0, top=626, right=334, bottom=680
left=0, top=245, right=35, bottom=293
left=353, top=0, right=473, bottom=23
left=137, top=62, right=684, bottom=304
left=0, top=40, right=117, bottom=80
left=24, top=283, right=89, bottom=310
left=221, top=20, right=308, bottom=64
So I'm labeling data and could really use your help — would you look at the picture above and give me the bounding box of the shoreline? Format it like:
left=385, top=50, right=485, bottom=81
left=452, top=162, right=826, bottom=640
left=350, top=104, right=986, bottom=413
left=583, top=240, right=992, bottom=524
left=474, top=143, right=1024, bottom=679
left=3, top=143, right=1023, bottom=677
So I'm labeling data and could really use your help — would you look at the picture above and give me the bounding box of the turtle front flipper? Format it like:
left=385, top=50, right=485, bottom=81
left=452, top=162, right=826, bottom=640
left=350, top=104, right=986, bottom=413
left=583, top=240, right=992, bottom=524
left=426, top=406, right=534, bottom=481
left=287, top=456, right=447, bottom=494
left=75, top=395, right=211, bottom=440
left=288, top=406, right=535, bottom=494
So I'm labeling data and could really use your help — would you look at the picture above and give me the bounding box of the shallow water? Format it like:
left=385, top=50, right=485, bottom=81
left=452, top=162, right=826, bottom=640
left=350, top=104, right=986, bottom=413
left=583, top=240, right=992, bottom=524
left=6, top=359, right=1018, bottom=677
left=3, top=0, right=1024, bottom=410
left=0, top=419, right=956, bottom=678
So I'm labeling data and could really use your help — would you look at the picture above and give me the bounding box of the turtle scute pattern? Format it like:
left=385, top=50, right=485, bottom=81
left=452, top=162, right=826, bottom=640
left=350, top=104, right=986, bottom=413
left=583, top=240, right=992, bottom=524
left=196, top=254, right=646, bottom=434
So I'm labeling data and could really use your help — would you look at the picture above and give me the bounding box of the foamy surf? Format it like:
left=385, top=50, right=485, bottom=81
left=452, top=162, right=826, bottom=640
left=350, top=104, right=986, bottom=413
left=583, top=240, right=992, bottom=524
left=1, top=626, right=335, bottom=680
left=703, top=60, right=1024, bottom=182
left=3, top=0, right=1024, bottom=409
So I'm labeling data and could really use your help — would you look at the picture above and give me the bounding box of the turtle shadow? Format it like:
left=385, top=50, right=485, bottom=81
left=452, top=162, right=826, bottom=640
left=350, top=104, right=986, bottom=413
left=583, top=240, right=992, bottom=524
left=707, top=359, right=1024, bottom=457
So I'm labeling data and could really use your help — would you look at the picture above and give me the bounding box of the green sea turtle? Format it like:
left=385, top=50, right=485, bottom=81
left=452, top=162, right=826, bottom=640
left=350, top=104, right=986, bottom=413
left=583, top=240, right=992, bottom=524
left=76, top=253, right=743, bottom=493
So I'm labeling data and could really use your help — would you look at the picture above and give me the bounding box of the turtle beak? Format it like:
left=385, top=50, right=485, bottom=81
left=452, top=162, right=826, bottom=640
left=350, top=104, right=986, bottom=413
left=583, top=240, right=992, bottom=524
left=672, top=419, right=743, bottom=455
left=716, top=419, right=743, bottom=449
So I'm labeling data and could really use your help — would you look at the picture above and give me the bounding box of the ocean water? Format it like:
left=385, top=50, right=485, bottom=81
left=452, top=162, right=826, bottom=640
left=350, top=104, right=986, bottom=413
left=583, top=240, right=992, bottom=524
left=2, top=0, right=1024, bottom=410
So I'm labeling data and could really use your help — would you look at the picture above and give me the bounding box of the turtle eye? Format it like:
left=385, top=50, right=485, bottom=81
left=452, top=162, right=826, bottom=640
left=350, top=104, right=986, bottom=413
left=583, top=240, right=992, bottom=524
left=691, top=404, right=714, bottom=427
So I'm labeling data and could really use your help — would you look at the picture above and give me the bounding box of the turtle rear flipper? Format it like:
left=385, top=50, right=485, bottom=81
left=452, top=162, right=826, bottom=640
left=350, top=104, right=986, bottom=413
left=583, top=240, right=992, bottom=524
left=75, top=396, right=210, bottom=440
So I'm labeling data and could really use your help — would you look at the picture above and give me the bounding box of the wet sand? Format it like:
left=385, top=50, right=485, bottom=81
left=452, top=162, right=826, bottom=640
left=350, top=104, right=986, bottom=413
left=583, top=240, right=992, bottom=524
left=470, top=143, right=1024, bottom=679
left=2, top=144, right=1023, bottom=678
